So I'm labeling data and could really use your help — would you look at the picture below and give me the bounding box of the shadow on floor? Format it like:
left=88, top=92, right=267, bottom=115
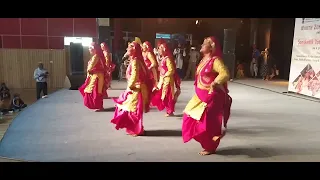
left=95, top=107, right=116, bottom=112
left=103, top=97, right=117, bottom=99
left=145, top=130, right=182, bottom=137
left=173, top=114, right=183, bottom=117
left=226, top=126, right=293, bottom=137
left=216, top=147, right=272, bottom=158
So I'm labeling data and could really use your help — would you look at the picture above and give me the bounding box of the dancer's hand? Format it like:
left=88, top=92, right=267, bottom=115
left=209, top=82, right=217, bottom=94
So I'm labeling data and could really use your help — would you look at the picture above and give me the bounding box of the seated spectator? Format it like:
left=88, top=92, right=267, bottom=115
left=236, top=61, right=245, bottom=79
left=0, top=83, right=11, bottom=100
left=11, top=93, right=27, bottom=111
left=0, top=83, right=12, bottom=114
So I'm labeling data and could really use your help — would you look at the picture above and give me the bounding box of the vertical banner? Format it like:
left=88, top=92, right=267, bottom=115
left=288, top=18, right=320, bottom=98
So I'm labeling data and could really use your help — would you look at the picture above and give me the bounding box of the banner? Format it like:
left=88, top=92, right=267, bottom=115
left=288, top=18, right=320, bottom=98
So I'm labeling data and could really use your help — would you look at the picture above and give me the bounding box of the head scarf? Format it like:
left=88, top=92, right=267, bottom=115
left=100, top=42, right=110, bottom=52
left=142, top=41, right=153, bottom=52
left=128, top=41, right=144, bottom=61
left=90, top=42, right=107, bottom=68
left=157, top=40, right=174, bottom=59
left=203, top=36, right=223, bottom=57
left=134, top=37, right=142, bottom=45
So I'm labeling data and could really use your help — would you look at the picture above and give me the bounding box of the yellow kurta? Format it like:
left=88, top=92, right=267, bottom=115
left=103, top=51, right=111, bottom=68
left=84, top=55, right=104, bottom=94
left=147, top=52, right=159, bottom=83
left=157, top=57, right=176, bottom=100
left=117, top=59, right=149, bottom=113
left=184, top=58, right=230, bottom=121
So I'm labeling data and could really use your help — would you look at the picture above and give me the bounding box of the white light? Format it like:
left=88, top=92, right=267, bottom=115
left=64, top=37, right=93, bottom=46
left=196, top=20, right=199, bottom=25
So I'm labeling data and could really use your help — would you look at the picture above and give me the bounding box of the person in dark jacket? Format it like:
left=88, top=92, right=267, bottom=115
left=11, top=93, right=27, bottom=111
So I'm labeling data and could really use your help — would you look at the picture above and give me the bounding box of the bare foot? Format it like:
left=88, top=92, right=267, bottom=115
left=165, top=113, right=174, bottom=117
left=198, top=150, right=215, bottom=156
left=127, top=131, right=144, bottom=137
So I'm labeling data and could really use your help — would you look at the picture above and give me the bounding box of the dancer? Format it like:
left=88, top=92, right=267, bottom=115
left=152, top=40, right=181, bottom=117
left=111, top=41, right=149, bottom=137
left=182, top=36, right=232, bottom=156
left=101, top=42, right=115, bottom=91
left=79, top=42, right=107, bottom=110
left=134, top=37, right=142, bottom=46
left=142, top=41, right=159, bottom=87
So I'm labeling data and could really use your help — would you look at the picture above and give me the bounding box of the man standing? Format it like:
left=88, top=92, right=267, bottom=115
left=250, top=44, right=260, bottom=78
left=33, top=62, right=49, bottom=100
left=173, top=43, right=186, bottom=79
left=184, top=46, right=200, bottom=80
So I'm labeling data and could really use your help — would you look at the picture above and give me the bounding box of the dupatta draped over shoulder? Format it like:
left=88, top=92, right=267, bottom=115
left=151, top=40, right=181, bottom=115
left=111, top=41, right=149, bottom=136
left=182, top=36, right=232, bottom=153
left=79, top=42, right=107, bottom=110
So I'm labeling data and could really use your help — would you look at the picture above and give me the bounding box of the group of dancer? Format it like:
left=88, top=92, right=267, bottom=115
left=79, top=36, right=232, bottom=156
left=79, top=42, right=115, bottom=110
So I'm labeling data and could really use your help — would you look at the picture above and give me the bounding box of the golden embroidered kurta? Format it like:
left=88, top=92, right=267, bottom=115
left=84, top=54, right=105, bottom=94
left=184, top=58, right=230, bottom=121
left=157, top=57, right=176, bottom=100
left=147, top=52, right=159, bottom=83
left=117, top=58, right=149, bottom=113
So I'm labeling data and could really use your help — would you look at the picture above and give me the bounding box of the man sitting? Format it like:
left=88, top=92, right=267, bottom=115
left=0, top=83, right=10, bottom=100
left=11, top=93, right=27, bottom=111
left=0, top=83, right=12, bottom=114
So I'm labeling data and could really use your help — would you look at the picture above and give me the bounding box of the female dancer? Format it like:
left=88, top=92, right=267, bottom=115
left=182, top=36, right=232, bottom=156
left=142, top=41, right=159, bottom=107
left=101, top=42, right=115, bottom=91
left=79, top=42, right=107, bottom=110
left=152, top=40, right=181, bottom=117
left=142, top=41, right=159, bottom=88
left=111, top=41, right=149, bottom=137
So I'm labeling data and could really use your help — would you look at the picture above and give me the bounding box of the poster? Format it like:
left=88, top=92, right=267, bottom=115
left=288, top=18, right=320, bottom=98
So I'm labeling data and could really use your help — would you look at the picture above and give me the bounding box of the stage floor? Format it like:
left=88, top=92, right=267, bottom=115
left=1, top=81, right=320, bottom=162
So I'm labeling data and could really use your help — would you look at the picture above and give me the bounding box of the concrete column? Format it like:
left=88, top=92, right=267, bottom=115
left=141, top=18, right=156, bottom=46
left=97, top=18, right=111, bottom=52
left=250, top=18, right=259, bottom=46
left=257, top=18, right=272, bottom=50
left=113, top=18, right=123, bottom=52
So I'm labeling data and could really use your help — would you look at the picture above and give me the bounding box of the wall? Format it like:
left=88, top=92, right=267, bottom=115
left=0, top=18, right=98, bottom=49
left=0, top=49, right=66, bottom=89
left=269, top=18, right=295, bottom=80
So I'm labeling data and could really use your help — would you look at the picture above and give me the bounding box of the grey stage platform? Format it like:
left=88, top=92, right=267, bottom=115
left=1, top=81, right=320, bottom=162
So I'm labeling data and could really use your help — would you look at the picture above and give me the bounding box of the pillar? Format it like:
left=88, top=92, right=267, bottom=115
left=250, top=18, right=259, bottom=46
left=257, top=18, right=272, bottom=50
left=141, top=18, right=156, bottom=46
left=97, top=18, right=111, bottom=50
left=113, top=18, right=123, bottom=53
